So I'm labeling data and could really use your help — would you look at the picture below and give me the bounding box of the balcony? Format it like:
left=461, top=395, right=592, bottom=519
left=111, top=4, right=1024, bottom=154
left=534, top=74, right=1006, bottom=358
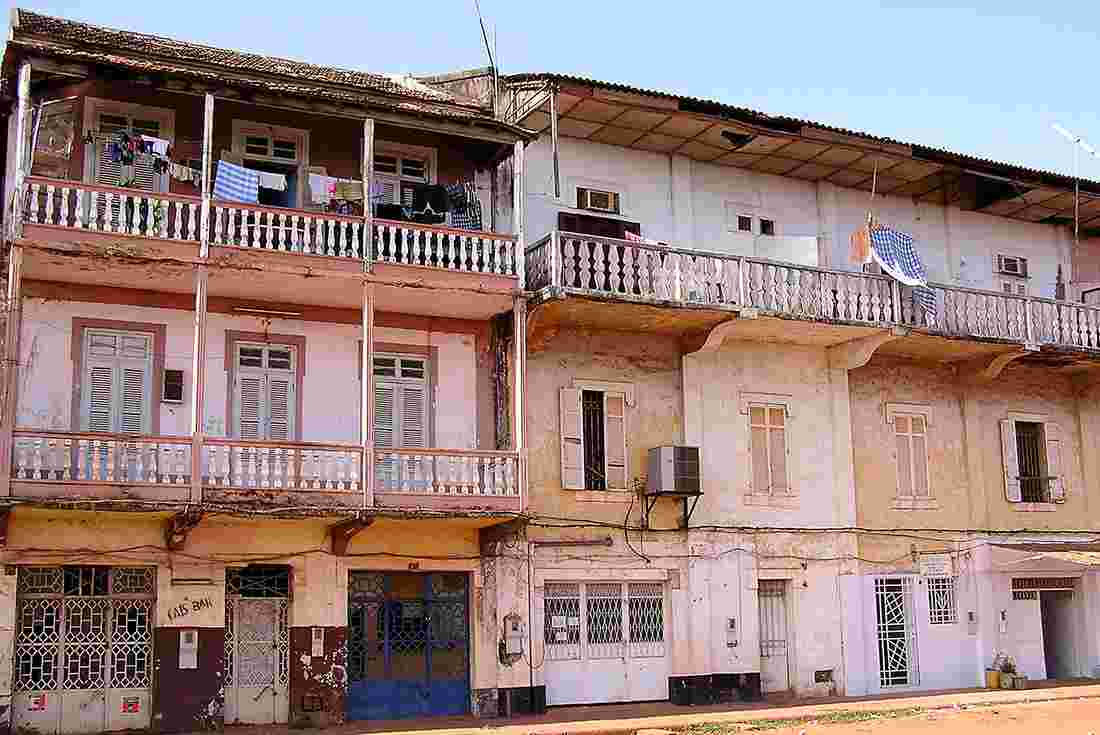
left=10, top=431, right=521, bottom=513
left=21, top=177, right=520, bottom=277
left=526, top=231, right=1100, bottom=357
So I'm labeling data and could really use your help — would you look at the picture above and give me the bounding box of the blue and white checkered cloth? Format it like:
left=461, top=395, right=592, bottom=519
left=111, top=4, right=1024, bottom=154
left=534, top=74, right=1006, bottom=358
left=869, top=225, right=936, bottom=323
left=213, top=160, right=259, bottom=204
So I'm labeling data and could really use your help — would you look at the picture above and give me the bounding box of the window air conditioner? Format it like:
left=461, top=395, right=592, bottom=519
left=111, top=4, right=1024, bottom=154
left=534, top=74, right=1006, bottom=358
left=646, top=446, right=702, bottom=495
left=995, top=254, right=1029, bottom=278
left=578, top=187, right=619, bottom=214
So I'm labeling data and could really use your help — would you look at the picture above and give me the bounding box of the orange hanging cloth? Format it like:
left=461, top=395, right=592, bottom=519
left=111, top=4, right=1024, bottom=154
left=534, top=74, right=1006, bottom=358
left=849, top=219, right=872, bottom=265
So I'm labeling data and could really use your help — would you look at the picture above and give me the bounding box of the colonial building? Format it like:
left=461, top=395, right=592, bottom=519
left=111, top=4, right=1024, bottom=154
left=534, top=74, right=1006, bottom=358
left=0, top=9, right=532, bottom=732
left=505, top=72, right=1100, bottom=704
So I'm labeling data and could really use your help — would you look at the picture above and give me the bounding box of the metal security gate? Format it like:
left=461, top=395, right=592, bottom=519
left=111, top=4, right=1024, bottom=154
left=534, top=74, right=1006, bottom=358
left=224, top=567, right=290, bottom=725
left=13, top=566, right=155, bottom=735
left=544, top=582, right=668, bottom=705
left=758, top=580, right=790, bottom=693
left=875, top=577, right=918, bottom=688
left=347, top=572, right=470, bottom=720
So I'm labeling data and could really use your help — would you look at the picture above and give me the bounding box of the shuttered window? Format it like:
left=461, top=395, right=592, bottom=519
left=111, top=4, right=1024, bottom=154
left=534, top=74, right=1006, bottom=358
left=373, top=151, right=430, bottom=208
left=559, top=387, right=629, bottom=491
left=749, top=404, right=789, bottom=496
left=93, top=113, right=161, bottom=191
left=81, top=330, right=153, bottom=434
left=233, top=343, right=296, bottom=441
left=894, top=414, right=930, bottom=499
left=999, top=419, right=1066, bottom=504
left=372, top=355, right=429, bottom=488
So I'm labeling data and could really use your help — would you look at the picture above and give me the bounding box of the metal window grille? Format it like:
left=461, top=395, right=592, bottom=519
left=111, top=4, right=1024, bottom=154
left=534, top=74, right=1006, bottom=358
left=585, top=583, right=624, bottom=659
left=758, top=580, right=789, bottom=658
left=926, top=576, right=957, bottom=625
left=224, top=567, right=290, bottom=690
left=581, top=390, right=606, bottom=490
left=875, top=577, right=917, bottom=688
left=628, top=583, right=665, bottom=658
left=226, top=565, right=291, bottom=598
left=14, top=566, right=154, bottom=693
left=1015, top=421, right=1049, bottom=503
left=544, top=583, right=581, bottom=661
left=1011, top=577, right=1076, bottom=591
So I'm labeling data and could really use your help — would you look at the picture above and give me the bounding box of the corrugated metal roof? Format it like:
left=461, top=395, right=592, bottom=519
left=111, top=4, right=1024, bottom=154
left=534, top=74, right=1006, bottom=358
left=505, top=72, right=1100, bottom=193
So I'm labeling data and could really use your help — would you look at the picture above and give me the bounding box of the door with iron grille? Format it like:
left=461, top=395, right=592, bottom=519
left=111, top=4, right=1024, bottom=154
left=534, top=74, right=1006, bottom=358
left=223, top=567, right=290, bottom=725
left=758, top=580, right=791, bottom=693
left=12, top=566, right=155, bottom=735
left=543, top=582, right=668, bottom=705
left=874, top=577, right=918, bottom=688
left=346, top=572, right=469, bottom=720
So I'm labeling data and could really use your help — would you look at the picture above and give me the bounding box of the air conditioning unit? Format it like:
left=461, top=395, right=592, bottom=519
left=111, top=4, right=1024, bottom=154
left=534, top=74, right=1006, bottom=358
left=647, top=446, right=701, bottom=495
left=577, top=187, right=620, bottom=214
left=862, top=261, right=883, bottom=276
left=995, top=254, right=1029, bottom=278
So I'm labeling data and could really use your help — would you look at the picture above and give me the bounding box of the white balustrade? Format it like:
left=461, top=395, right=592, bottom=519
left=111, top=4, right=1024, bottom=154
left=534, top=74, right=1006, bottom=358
left=202, top=440, right=361, bottom=492
left=11, top=432, right=192, bottom=484
left=374, top=449, right=518, bottom=497
left=372, top=220, right=518, bottom=275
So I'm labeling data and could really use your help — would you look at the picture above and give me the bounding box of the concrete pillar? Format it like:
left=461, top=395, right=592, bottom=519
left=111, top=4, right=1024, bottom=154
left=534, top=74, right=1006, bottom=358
left=360, top=283, right=375, bottom=507
left=189, top=267, right=207, bottom=504
left=362, top=118, right=374, bottom=271
left=0, top=246, right=23, bottom=497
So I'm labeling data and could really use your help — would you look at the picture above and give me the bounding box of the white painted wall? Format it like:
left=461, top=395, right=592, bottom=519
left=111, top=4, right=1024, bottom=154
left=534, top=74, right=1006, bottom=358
left=527, top=136, right=1074, bottom=297
left=16, top=299, right=480, bottom=447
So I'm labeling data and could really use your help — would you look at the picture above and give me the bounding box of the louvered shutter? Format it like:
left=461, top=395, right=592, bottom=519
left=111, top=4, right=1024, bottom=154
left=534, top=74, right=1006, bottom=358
left=560, top=388, right=585, bottom=490
left=84, top=364, right=117, bottom=432
left=119, top=367, right=147, bottom=434
left=604, top=393, right=627, bottom=490
left=373, top=175, right=399, bottom=206
left=1000, top=419, right=1022, bottom=502
left=400, top=385, right=427, bottom=448
left=1045, top=422, right=1065, bottom=502
left=374, top=383, right=397, bottom=488
left=236, top=375, right=263, bottom=440
left=267, top=374, right=293, bottom=441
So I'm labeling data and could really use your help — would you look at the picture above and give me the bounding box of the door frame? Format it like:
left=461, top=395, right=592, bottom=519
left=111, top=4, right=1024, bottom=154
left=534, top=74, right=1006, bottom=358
left=223, top=566, right=291, bottom=725
left=757, top=577, right=793, bottom=694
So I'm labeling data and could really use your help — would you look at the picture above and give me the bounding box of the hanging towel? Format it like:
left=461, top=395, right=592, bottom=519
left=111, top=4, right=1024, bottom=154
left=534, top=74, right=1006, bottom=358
left=868, top=224, right=936, bottom=323
left=850, top=223, right=872, bottom=265
left=309, top=173, right=332, bottom=204
left=141, top=135, right=170, bottom=156
left=256, top=170, right=287, bottom=192
left=213, top=160, right=259, bottom=204
left=334, top=180, right=363, bottom=201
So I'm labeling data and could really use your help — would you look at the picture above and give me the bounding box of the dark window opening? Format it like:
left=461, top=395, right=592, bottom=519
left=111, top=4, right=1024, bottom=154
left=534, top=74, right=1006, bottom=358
left=244, top=158, right=298, bottom=208
left=1016, top=421, right=1048, bottom=502
left=582, top=390, right=605, bottom=491
left=737, top=215, right=753, bottom=233
left=558, top=211, right=640, bottom=240
left=760, top=218, right=776, bottom=236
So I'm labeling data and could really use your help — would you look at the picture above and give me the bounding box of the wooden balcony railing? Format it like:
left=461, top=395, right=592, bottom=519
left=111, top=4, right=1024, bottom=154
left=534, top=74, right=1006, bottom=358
left=11, top=430, right=522, bottom=505
left=20, top=177, right=520, bottom=277
left=527, top=231, right=1100, bottom=351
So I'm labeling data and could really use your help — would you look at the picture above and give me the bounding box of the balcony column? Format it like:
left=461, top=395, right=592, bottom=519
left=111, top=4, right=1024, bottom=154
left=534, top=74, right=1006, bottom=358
left=362, top=118, right=374, bottom=270
left=512, top=296, right=527, bottom=506
left=513, top=141, right=526, bottom=288
left=360, top=282, right=375, bottom=507
left=9, top=60, right=30, bottom=241
left=0, top=246, right=24, bottom=496
left=189, top=92, right=213, bottom=503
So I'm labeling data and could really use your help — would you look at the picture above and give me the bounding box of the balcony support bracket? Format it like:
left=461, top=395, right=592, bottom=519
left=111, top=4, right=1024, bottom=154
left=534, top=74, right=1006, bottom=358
left=165, top=508, right=204, bottom=551
left=827, top=328, right=909, bottom=370
left=958, top=346, right=1037, bottom=385
left=687, top=313, right=764, bottom=355
left=331, top=512, right=375, bottom=556
left=0, top=506, right=12, bottom=547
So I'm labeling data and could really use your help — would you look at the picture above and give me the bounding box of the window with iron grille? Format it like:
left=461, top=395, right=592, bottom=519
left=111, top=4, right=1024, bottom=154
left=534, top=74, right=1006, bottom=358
left=1015, top=422, right=1048, bottom=502
left=582, top=391, right=606, bottom=491
left=926, top=576, right=957, bottom=625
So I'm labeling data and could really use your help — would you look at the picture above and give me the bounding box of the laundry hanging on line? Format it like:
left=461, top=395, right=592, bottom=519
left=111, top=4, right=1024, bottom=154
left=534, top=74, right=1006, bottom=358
left=213, top=160, right=259, bottom=204
left=863, top=222, right=937, bottom=323
left=256, top=170, right=287, bottom=192
left=140, top=134, right=170, bottom=156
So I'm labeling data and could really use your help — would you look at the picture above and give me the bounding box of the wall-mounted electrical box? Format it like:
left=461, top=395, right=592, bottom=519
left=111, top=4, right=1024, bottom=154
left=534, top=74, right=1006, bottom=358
left=179, top=629, right=198, bottom=669
left=725, top=617, right=738, bottom=647
left=311, top=627, right=325, bottom=657
left=504, top=614, right=525, bottom=656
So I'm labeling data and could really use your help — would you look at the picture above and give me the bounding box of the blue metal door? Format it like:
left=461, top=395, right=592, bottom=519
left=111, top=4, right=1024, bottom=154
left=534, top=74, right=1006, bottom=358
left=347, top=572, right=469, bottom=720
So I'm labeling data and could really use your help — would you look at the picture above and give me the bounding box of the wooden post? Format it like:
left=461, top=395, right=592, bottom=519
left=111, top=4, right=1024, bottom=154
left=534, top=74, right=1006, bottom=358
left=1025, top=296, right=1035, bottom=345
left=362, top=118, right=375, bottom=270
left=512, top=295, right=527, bottom=509
left=189, top=266, right=208, bottom=503
left=360, top=282, right=375, bottom=507
left=9, top=61, right=31, bottom=241
left=512, top=141, right=526, bottom=288
left=550, top=87, right=560, bottom=200
left=550, top=230, right=561, bottom=290
left=199, top=93, right=213, bottom=257
left=0, top=246, right=24, bottom=496
left=891, top=280, right=902, bottom=323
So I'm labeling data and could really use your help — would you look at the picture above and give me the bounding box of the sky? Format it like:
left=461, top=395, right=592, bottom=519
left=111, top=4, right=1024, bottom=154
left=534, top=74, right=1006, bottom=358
left=14, top=1, right=1100, bottom=181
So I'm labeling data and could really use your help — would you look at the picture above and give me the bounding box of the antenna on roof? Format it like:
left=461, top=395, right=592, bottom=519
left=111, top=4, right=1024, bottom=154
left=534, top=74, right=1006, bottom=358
left=472, top=0, right=498, bottom=114
left=1052, top=123, right=1098, bottom=256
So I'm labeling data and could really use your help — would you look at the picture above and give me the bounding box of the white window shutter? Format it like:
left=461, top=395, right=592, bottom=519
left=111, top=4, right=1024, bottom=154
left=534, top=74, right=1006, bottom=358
left=374, top=384, right=396, bottom=448
left=267, top=375, right=293, bottom=441
left=1000, top=419, right=1022, bottom=502
left=84, top=363, right=117, bottom=432
left=1045, top=422, right=1065, bottom=502
left=236, top=375, right=263, bottom=440
left=119, top=366, right=148, bottom=434
left=372, top=175, right=400, bottom=206
left=604, top=392, right=627, bottom=490
left=400, top=385, right=427, bottom=448
left=559, top=388, right=585, bottom=490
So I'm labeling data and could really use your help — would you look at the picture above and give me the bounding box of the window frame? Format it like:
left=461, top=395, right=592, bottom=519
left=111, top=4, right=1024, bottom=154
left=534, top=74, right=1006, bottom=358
left=999, top=412, right=1066, bottom=508
left=373, top=141, right=437, bottom=208
left=885, top=402, right=934, bottom=508
left=80, top=98, right=175, bottom=192
left=231, top=119, right=311, bottom=208
left=739, top=392, right=795, bottom=501
left=560, top=380, right=633, bottom=495
left=746, top=402, right=790, bottom=497
left=70, top=318, right=166, bottom=436
left=926, top=576, right=958, bottom=625
left=224, top=331, right=306, bottom=441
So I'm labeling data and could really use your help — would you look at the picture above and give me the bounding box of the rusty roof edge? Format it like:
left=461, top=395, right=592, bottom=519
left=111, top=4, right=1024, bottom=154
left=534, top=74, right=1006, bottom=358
left=6, top=38, right=538, bottom=141
left=505, top=71, right=1100, bottom=195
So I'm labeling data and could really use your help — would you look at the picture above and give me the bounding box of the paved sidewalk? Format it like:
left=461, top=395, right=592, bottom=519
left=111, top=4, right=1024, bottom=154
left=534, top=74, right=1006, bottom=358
left=217, top=681, right=1100, bottom=735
